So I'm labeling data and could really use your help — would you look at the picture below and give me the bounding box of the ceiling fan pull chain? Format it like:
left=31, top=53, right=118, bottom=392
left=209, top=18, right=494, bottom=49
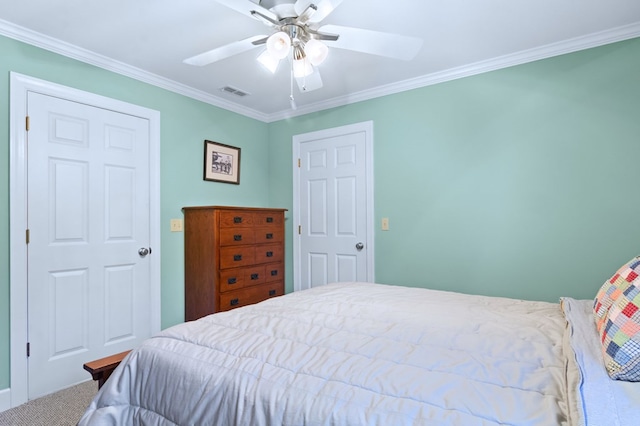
left=289, top=53, right=297, bottom=110
left=299, top=41, right=307, bottom=91
left=301, top=54, right=307, bottom=91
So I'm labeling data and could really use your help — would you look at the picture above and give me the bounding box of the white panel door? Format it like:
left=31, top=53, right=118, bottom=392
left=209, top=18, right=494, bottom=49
left=27, top=92, right=152, bottom=398
left=295, top=122, right=374, bottom=291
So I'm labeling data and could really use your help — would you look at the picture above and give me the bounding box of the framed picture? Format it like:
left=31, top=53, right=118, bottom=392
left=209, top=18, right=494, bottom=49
left=203, top=140, right=241, bottom=184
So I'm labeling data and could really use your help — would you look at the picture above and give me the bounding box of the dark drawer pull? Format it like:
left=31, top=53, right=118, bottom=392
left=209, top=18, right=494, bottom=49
left=266, top=233, right=273, bottom=239
left=233, top=216, right=242, bottom=224
left=269, top=289, right=276, bottom=296
left=266, top=251, right=273, bottom=257
left=230, top=298, right=239, bottom=306
left=233, top=234, right=242, bottom=241
left=270, top=270, right=278, bottom=276
left=250, top=273, right=259, bottom=280
left=233, top=254, right=242, bottom=261
left=266, top=217, right=273, bottom=223
left=227, top=277, right=237, bottom=285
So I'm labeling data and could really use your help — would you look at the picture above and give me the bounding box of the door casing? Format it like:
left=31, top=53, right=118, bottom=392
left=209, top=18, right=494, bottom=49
left=8, top=72, right=161, bottom=407
left=292, top=121, right=375, bottom=291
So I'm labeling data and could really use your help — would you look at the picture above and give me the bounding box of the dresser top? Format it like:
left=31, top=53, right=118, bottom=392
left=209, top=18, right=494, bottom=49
left=182, top=206, right=288, bottom=212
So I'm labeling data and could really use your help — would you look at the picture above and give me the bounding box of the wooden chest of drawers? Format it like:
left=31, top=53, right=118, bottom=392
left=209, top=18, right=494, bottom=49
left=183, top=206, right=287, bottom=321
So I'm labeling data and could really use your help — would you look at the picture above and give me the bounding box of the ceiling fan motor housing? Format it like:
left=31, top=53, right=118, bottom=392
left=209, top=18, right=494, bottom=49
left=284, top=22, right=306, bottom=43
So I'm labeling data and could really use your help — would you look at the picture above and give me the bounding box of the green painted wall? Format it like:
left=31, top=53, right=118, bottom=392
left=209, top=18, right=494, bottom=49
left=1, top=33, right=639, bottom=393
left=0, top=35, right=270, bottom=390
left=269, top=37, right=640, bottom=302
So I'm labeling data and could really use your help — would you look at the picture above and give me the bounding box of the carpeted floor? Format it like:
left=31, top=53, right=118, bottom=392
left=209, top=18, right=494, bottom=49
left=0, top=380, right=98, bottom=426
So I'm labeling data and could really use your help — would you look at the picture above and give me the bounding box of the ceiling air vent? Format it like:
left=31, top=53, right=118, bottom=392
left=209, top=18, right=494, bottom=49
left=220, top=86, right=249, bottom=97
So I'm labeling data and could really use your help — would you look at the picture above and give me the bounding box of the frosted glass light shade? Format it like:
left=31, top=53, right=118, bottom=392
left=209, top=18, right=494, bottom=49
left=293, top=58, right=313, bottom=78
left=257, top=50, right=280, bottom=73
left=304, top=39, right=329, bottom=66
left=266, top=31, right=291, bottom=59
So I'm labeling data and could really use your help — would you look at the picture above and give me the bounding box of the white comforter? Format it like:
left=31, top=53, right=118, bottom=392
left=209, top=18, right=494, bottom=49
left=80, top=282, right=576, bottom=425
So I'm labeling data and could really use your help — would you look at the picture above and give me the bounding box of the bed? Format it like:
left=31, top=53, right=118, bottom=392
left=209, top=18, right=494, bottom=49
left=79, top=279, right=640, bottom=425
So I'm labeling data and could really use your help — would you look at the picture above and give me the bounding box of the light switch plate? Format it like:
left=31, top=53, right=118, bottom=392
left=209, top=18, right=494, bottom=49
left=170, top=219, right=183, bottom=232
left=381, top=217, right=389, bottom=231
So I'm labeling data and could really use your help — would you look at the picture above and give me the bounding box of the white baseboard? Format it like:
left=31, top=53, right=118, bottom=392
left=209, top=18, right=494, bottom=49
left=0, top=387, right=11, bottom=413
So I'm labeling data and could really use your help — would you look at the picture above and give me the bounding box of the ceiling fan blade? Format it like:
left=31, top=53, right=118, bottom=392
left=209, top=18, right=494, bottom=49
left=321, top=24, right=423, bottom=60
left=250, top=10, right=281, bottom=27
left=296, top=69, right=323, bottom=92
left=294, top=4, right=319, bottom=25
left=307, top=27, right=339, bottom=41
left=295, top=0, right=345, bottom=23
left=183, top=35, right=267, bottom=66
left=214, top=0, right=279, bottom=22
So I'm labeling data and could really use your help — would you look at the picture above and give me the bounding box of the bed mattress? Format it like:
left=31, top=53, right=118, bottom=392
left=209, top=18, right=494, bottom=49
left=80, top=282, right=589, bottom=425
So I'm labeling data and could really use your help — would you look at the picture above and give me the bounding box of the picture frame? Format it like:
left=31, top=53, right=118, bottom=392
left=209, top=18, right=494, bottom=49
left=203, top=140, right=241, bottom=184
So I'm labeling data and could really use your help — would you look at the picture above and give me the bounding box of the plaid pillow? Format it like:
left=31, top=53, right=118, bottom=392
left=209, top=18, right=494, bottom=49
left=594, top=257, right=640, bottom=332
left=600, top=280, right=640, bottom=381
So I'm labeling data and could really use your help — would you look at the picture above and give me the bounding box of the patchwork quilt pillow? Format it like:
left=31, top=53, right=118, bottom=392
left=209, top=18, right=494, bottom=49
left=593, top=257, right=640, bottom=332
left=600, top=278, right=640, bottom=381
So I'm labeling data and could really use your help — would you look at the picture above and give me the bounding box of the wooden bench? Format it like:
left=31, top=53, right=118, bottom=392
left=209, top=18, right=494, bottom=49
left=83, top=350, right=131, bottom=389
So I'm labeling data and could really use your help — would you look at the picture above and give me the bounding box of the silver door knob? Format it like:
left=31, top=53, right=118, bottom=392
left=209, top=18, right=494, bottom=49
left=355, top=242, right=364, bottom=251
left=138, top=247, right=150, bottom=257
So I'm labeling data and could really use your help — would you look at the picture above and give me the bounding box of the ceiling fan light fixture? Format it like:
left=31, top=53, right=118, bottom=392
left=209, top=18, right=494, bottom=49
left=292, top=58, right=313, bottom=78
left=257, top=50, right=280, bottom=73
left=304, top=39, right=328, bottom=66
left=266, top=31, right=291, bottom=59
left=291, top=45, right=313, bottom=78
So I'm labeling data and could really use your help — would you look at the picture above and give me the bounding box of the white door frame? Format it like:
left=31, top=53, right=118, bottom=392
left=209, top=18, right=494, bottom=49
left=292, top=121, right=375, bottom=291
left=8, top=72, right=161, bottom=408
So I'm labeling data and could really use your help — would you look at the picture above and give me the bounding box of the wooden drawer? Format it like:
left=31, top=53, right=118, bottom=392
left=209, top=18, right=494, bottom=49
left=219, top=265, right=265, bottom=292
left=254, top=211, right=283, bottom=226
left=219, top=228, right=256, bottom=246
left=219, top=246, right=255, bottom=269
left=255, top=244, right=283, bottom=264
left=219, top=211, right=254, bottom=228
left=219, top=282, right=284, bottom=311
left=254, top=227, right=283, bottom=244
left=264, top=263, right=283, bottom=283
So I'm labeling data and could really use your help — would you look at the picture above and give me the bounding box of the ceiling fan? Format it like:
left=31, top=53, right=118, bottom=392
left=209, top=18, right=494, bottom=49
left=184, top=0, right=423, bottom=108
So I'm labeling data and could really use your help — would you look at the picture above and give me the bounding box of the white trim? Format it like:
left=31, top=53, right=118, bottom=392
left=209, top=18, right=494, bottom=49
left=0, top=388, right=10, bottom=413
left=9, top=72, right=29, bottom=409
left=1, top=18, right=638, bottom=123
left=292, top=121, right=375, bottom=291
left=8, top=72, right=161, bottom=408
left=268, top=23, right=640, bottom=122
left=0, top=19, right=269, bottom=123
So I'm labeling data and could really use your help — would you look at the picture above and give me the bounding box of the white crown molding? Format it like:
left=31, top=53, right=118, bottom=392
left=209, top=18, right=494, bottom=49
left=265, top=22, right=640, bottom=122
left=0, top=19, right=270, bottom=122
left=1, top=18, right=638, bottom=124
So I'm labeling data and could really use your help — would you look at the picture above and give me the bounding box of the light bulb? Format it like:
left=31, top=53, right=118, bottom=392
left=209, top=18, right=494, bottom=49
left=266, top=31, right=291, bottom=60
left=304, top=39, right=328, bottom=66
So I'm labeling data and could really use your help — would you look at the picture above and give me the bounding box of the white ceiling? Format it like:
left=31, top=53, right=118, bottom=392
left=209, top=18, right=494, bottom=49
left=2, top=0, right=640, bottom=122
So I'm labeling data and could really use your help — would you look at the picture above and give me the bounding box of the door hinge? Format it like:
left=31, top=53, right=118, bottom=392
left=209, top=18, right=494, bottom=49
left=27, top=342, right=30, bottom=357
left=298, top=225, right=301, bottom=235
left=26, top=229, right=30, bottom=244
left=26, top=116, right=30, bottom=131
left=298, top=158, right=301, bottom=168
